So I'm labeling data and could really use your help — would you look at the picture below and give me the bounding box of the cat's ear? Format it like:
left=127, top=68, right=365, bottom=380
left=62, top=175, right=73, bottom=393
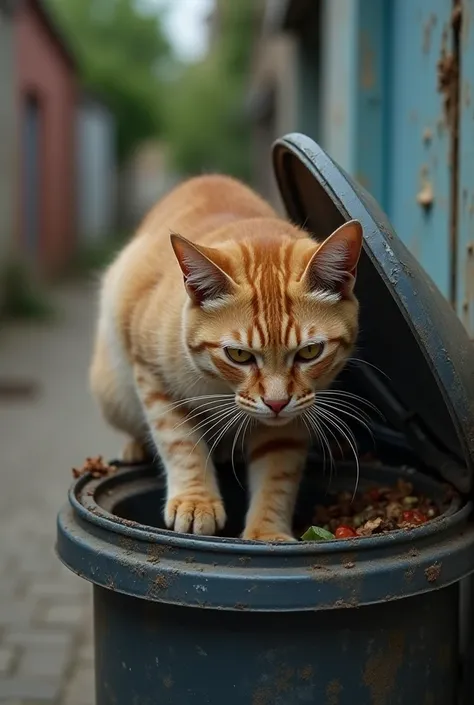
left=170, top=233, right=236, bottom=305
left=302, top=220, right=363, bottom=298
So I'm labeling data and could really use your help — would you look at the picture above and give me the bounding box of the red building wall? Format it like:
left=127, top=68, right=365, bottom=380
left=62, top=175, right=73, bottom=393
left=16, top=0, right=77, bottom=275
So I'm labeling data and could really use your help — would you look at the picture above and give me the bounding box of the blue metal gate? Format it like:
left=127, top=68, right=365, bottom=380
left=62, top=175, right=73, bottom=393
left=351, top=0, right=472, bottom=335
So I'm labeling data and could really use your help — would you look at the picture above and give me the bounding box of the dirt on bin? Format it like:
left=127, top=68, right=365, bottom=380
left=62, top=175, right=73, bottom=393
left=72, top=455, right=117, bottom=479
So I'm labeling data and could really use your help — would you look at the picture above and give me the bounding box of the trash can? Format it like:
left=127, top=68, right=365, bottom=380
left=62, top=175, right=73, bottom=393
left=57, top=134, right=474, bottom=704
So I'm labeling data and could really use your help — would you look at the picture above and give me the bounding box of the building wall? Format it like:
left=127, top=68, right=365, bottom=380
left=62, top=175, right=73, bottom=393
left=0, top=8, right=16, bottom=296
left=77, top=99, right=116, bottom=243
left=249, top=33, right=299, bottom=207
left=16, top=0, right=77, bottom=275
left=319, top=0, right=357, bottom=172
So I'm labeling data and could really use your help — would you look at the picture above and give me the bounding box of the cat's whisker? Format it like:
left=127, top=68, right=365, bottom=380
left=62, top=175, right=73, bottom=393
left=241, top=416, right=253, bottom=457
left=317, top=389, right=382, bottom=417
left=204, top=412, right=244, bottom=475
left=149, top=395, right=235, bottom=423
left=315, top=400, right=375, bottom=439
left=304, top=410, right=334, bottom=482
left=230, top=415, right=248, bottom=490
left=316, top=395, right=374, bottom=423
left=171, top=401, right=236, bottom=433
left=346, top=357, right=391, bottom=381
left=308, top=408, right=344, bottom=461
left=185, top=406, right=239, bottom=444
left=314, top=407, right=360, bottom=499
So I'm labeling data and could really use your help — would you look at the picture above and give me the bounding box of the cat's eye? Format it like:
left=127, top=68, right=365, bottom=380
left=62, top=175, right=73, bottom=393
left=296, top=342, right=325, bottom=362
left=225, top=347, right=255, bottom=364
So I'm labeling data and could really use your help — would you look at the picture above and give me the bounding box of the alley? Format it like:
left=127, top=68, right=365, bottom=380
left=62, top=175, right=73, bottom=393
left=0, top=283, right=122, bottom=704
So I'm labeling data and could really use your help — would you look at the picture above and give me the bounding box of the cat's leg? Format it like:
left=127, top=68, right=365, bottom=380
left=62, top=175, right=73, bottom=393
left=90, top=334, right=149, bottom=462
left=243, top=423, right=308, bottom=542
left=134, top=362, right=226, bottom=535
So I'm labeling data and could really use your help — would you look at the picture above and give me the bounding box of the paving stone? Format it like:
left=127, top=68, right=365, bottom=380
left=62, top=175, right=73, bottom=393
left=0, top=604, right=34, bottom=629
left=62, top=663, right=95, bottom=705
left=0, top=285, right=121, bottom=705
left=17, top=645, right=72, bottom=681
left=0, top=646, right=16, bottom=675
left=4, top=630, right=74, bottom=650
left=77, top=642, right=95, bottom=666
left=38, top=604, right=86, bottom=629
left=27, top=582, right=88, bottom=600
left=0, top=678, right=60, bottom=701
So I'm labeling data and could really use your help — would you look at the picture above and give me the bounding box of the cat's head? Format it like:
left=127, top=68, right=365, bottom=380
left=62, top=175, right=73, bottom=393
left=171, top=219, right=362, bottom=427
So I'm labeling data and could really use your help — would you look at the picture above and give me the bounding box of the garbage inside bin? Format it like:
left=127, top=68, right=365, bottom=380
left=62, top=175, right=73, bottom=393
left=57, top=133, right=474, bottom=705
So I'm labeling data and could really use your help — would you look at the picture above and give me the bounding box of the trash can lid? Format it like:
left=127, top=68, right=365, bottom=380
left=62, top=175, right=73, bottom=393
left=272, top=133, right=474, bottom=495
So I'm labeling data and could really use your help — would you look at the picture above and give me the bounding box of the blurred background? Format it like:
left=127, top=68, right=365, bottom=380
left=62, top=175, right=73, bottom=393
left=0, top=0, right=472, bottom=703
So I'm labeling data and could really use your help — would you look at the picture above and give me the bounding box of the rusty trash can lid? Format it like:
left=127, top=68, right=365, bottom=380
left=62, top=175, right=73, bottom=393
left=272, top=133, right=474, bottom=496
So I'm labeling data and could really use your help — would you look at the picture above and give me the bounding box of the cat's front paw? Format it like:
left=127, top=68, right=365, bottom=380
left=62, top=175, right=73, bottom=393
left=242, top=529, right=296, bottom=543
left=165, top=492, right=226, bottom=536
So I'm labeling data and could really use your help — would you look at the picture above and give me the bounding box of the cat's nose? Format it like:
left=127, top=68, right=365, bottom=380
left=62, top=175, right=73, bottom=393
left=263, top=398, right=289, bottom=414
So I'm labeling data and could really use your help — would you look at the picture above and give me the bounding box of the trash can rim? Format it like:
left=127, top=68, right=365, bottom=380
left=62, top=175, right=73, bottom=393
left=68, top=463, right=464, bottom=556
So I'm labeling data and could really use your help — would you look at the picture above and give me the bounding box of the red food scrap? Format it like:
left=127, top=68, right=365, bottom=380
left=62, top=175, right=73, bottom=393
left=402, top=509, right=427, bottom=526
left=335, top=525, right=357, bottom=539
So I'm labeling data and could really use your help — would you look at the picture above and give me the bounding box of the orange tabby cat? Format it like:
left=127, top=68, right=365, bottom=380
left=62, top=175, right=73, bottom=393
left=90, top=175, right=362, bottom=541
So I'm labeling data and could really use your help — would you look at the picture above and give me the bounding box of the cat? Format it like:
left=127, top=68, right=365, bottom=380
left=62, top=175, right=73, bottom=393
left=90, top=174, right=362, bottom=542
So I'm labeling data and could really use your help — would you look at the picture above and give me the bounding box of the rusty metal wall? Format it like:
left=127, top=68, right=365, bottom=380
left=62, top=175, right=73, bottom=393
left=350, top=0, right=472, bottom=336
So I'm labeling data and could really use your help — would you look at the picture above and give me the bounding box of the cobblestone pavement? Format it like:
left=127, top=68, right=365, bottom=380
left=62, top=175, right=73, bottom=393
left=0, top=283, right=121, bottom=704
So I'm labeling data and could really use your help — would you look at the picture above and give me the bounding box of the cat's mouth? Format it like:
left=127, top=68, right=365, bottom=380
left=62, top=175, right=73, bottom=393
left=260, top=416, right=294, bottom=427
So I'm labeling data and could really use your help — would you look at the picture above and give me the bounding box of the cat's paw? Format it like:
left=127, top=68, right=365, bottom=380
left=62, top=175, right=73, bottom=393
left=165, top=493, right=226, bottom=536
left=242, top=529, right=296, bottom=542
left=122, top=439, right=149, bottom=464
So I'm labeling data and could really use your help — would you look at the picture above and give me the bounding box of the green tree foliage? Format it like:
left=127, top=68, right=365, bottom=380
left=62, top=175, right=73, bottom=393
left=48, top=0, right=171, bottom=162
left=164, top=0, right=257, bottom=180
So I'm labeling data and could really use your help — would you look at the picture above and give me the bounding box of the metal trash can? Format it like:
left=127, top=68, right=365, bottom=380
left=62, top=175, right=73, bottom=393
left=57, top=134, right=474, bottom=704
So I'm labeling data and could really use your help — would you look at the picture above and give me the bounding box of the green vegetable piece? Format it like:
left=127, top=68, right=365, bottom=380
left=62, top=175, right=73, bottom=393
left=301, top=526, right=335, bottom=542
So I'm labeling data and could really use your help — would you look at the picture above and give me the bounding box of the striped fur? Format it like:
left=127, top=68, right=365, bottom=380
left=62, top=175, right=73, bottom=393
left=90, top=175, right=362, bottom=541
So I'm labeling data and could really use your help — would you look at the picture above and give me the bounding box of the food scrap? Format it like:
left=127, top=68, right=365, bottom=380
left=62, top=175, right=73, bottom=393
left=301, top=478, right=440, bottom=541
left=301, top=526, right=335, bottom=542
left=72, top=456, right=117, bottom=479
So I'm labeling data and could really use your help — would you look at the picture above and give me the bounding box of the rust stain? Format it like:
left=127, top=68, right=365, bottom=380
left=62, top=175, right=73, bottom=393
left=363, top=630, right=405, bottom=705
left=404, top=566, right=415, bottom=583
left=146, top=544, right=169, bottom=564
left=437, top=2, right=462, bottom=306
left=276, top=665, right=294, bottom=693
left=252, top=686, right=272, bottom=705
left=424, top=562, right=442, bottom=583
left=359, top=31, right=375, bottom=90
left=118, top=535, right=134, bottom=552
left=147, top=572, right=172, bottom=597
left=326, top=679, right=343, bottom=705
left=437, top=46, right=457, bottom=128
left=298, top=665, right=313, bottom=681
left=163, top=675, right=174, bottom=689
